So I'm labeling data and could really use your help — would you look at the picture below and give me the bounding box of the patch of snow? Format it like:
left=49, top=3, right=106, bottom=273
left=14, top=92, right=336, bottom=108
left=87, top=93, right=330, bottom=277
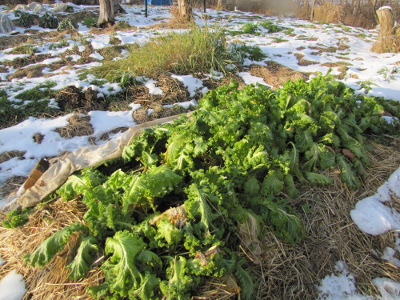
left=91, top=35, right=110, bottom=50
left=373, top=278, right=400, bottom=300
left=89, top=52, right=104, bottom=61
left=0, top=270, right=26, bottom=300
left=165, top=100, right=197, bottom=110
left=350, top=196, right=400, bottom=235
left=388, top=168, right=400, bottom=197
left=382, top=247, right=400, bottom=268
left=145, top=79, right=163, bottom=95
left=207, top=71, right=224, bottom=80
left=66, top=54, right=81, bottom=62
left=317, top=261, right=371, bottom=300
left=238, top=72, right=269, bottom=86
left=378, top=6, right=392, bottom=11
left=88, top=105, right=140, bottom=136
left=0, top=54, right=28, bottom=62
left=171, top=74, right=204, bottom=98
left=351, top=167, right=400, bottom=235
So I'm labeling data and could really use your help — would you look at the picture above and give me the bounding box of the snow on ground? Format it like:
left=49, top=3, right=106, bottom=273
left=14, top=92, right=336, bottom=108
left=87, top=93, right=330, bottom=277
left=0, top=270, right=26, bottom=300
left=317, top=261, right=400, bottom=299
left=317, top=261, right=372, bottom=300
left=0, top=3, right=400, bottom=298
left=238, top=72, right=270, bottom=86
left=351, top=168, right=400, bottom=236
left=171, top=74, right=208, bottom=97
left=317, top=168, right=400, bottom=299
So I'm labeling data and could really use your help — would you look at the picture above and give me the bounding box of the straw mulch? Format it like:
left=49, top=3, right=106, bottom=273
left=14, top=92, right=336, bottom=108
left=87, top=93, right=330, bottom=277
left=0, top=138, right=399, bottom=299
left=0, top=199, right=102, bottom=300
left=54, top=114, right=94, bottom=139
left=248, top=61, right=309, bottom=89
left=249, top=137, right=400, bottom=299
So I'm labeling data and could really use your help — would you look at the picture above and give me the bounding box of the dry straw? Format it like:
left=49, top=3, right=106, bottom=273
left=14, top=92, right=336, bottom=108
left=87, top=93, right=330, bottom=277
left=0, top=139, right=399, bottom=299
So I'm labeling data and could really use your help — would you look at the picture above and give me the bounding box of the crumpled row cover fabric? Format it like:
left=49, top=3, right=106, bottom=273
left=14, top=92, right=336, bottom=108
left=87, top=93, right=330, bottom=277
left=5, top=114, right=183, bottom=211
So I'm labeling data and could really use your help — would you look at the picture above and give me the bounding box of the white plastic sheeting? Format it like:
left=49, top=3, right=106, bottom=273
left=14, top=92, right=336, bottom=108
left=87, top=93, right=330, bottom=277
left=4, top=114, right=183, bottom=211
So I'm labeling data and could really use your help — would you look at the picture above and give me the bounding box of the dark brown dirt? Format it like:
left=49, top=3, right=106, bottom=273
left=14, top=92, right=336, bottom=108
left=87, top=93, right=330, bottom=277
left=55, top=86, right=107, bottom=111
left=32, top=133, right=44, bottom=144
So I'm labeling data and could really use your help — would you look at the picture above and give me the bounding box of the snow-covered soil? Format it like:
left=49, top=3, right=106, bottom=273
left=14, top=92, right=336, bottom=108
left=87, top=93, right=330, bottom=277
left=0, top=3, right=399, bottom=300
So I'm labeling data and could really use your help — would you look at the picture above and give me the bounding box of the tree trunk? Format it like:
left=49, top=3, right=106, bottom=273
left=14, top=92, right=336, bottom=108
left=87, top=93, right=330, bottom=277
left=114, top=0, right=126, bottom=14
left=377, top=6, right=395, bottom=35
left=311, top=0, right=316, bottom=20
left=371, top=7, right=399, bottom=53
left=97, top=0, right=115, bottom=27
left=177, top=0, right=193, bottom=22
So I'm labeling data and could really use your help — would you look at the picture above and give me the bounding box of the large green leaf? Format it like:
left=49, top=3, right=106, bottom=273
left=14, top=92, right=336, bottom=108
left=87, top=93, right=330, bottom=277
left=26, top=222, right=83, bottom=267
left=261, top=170, right=284, bottom=196
left=67, top=235, right=98, bottom=279
left=58, top=169, right=105, bottom=201
left=102, top=231, right=146, bottom=296
left=265, top=200, right=305, bottom=244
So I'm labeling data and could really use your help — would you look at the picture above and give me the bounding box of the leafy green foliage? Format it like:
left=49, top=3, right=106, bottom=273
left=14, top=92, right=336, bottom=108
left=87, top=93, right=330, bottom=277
left=67, top=235, right=98, bottom=279
left=2, top=207, right=33, bottom=228
left=229, top=21, right=285, bottom=36
left=160, top=256, right=193, bottom=299
left=39, top=13, right=59, bottom=29
left=230, top=44, right=266, bottom=64
left=57, top=18, right=78, bottom=32
left=8, top=44, right=37, bottom=55
left=264, top=200, right=305, bottom=244
left=25, top=223, right=83, bottom=267
left=241, top=23, right=259, bottom=34
left=259, top=21, right=285, bottom=33
left=102, top=231, right=147, bottom=297
left=27, top=75, right=400, bottom=299
left=57, top=168, right=106, bottom=200
left=14, top=10, right=36, bottom=28
left=82, top=16, right=97, bottom=27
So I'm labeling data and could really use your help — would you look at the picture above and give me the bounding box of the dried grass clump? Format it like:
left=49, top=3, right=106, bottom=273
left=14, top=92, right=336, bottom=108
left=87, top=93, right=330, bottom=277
left=0, top=176, right=26, bottom=199
left=54, top=114, right=94, bottom=138
left=0, top=199, right=103, bottom=300
left=0, top=150, right=26, bottom=164
left=312, top=2, right=342, bottom=24
left=248, top=61, right=309, bottom=89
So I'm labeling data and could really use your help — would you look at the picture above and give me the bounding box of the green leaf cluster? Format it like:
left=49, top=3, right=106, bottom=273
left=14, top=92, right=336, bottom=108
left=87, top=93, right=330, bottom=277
left=26, top=75, right=399, bottom=299
left=2, top=207, right=33, bottom=228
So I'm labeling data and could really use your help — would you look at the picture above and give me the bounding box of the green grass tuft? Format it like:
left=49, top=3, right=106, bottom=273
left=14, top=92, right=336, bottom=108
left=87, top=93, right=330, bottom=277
left=90, top=26, right=230, bottom=81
